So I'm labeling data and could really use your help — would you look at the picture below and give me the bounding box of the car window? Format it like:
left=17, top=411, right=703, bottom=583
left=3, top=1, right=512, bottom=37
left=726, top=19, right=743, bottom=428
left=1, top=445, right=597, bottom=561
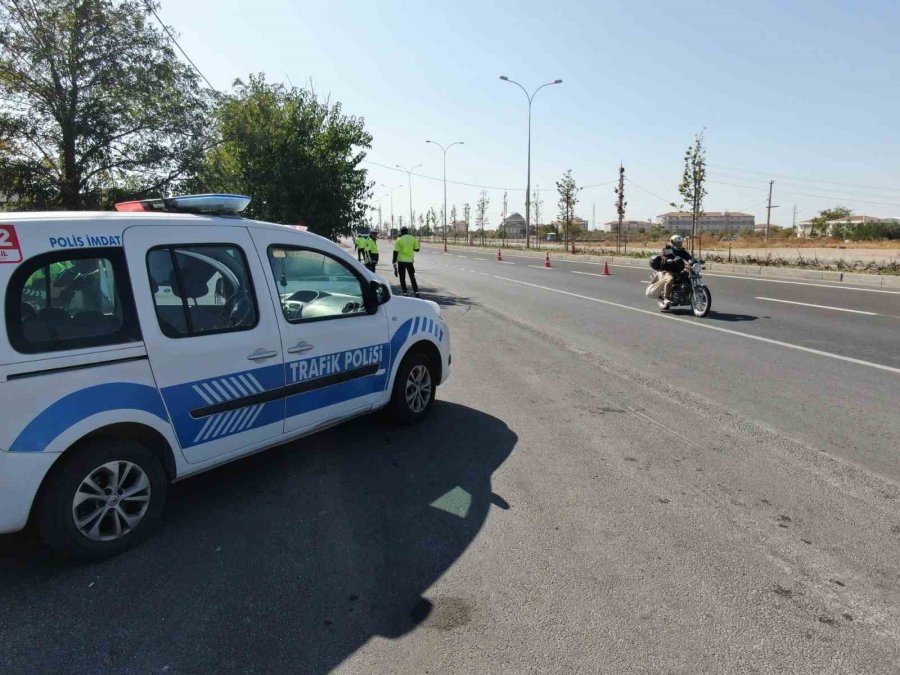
left=267, top=246, right=367, bottom=322
left=147, top=245, right=258, bottom=338
left=5, top=249, right=139, bottom=354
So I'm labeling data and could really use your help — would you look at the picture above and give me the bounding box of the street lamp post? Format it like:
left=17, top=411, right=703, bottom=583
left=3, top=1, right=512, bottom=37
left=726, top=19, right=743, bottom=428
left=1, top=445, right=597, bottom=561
left=500, top=75, right=563, bottom=249
left=426, top=140, right=464, bottom=249
left=396, top=164, right=422, bottom=235
left=379, top=183, right=402, bottom=235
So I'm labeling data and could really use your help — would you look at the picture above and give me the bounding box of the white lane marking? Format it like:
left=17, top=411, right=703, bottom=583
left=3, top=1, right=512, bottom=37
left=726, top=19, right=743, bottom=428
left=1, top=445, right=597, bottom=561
left=424, top=246, right=900, bottom=294
left=457, top=255, right=468, bottom=258
left=528, top=265, right=553, bottom=269
left=498, top=261, right=516, bottom=265
left=756, top=297, right=878, bottom=316
left=572, top=270, right=611, bottom=278
left=479, top=272, right=489, bottom=276
left=493, top=276, right=900, bottom=377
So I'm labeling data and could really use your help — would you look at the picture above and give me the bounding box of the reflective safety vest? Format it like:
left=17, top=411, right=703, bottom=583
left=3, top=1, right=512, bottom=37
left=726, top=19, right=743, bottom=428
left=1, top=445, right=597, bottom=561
left=393, top=234, right=419, bottom=263
left=365, top=238, right=379, bottom=254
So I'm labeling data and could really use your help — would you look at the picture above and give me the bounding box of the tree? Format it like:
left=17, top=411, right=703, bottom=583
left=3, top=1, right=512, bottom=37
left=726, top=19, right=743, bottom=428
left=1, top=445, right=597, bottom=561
left=476, top=190, right=489, bottom=246
left=463, top=203, right=471, bottom=240
left=200, top=74, right=372, bottom=240
left=672, top=130, right=708, bottom=254
left=0, top=0, right=211, bottom=209
left=424, top=207, right=437, bottom=237
left=556, top=170, right=580, bottom=249
left=450, top=204, right=458, bottom=243
left=532, top=186, right=543, bottom=243
left=809, top=206, right=852, bottom=237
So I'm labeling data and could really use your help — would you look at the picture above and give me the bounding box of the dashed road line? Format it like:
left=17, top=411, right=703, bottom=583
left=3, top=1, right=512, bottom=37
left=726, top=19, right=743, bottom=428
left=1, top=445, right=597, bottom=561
left=755, top=297, right=880, bottom=316
left=493, top=275, right=900, bottom=377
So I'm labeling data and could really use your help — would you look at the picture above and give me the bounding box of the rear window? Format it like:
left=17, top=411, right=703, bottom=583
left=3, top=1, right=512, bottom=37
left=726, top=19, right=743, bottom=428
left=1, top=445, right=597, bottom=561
left=5, top=248, right=141, bottom=354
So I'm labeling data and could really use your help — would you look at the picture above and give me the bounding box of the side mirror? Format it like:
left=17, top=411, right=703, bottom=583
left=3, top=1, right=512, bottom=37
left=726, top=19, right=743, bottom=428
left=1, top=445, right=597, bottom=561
left=364, top=280, right=389, bottom=313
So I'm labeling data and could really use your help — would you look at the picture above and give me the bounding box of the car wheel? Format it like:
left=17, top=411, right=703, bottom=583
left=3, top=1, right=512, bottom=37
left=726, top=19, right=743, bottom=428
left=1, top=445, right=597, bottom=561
left=390, top=351, right=437, bottom=424
left=37, top=438, right=167, bottom=562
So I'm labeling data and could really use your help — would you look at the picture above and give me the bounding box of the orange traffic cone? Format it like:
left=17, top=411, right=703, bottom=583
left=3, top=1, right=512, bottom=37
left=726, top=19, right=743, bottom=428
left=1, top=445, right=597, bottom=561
left=443, top=242, right=448, bottom=252
left=571, top=242, right=576, bottom=254
left=544, top=252, right=552, bottom=268
left=602, top=260, right=611, bottom=275
left=497, top=249, right=502, bottom=261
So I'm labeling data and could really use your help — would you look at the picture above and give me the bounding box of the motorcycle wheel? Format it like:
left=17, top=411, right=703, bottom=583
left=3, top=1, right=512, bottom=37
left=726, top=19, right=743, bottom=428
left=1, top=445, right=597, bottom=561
left=692, top=286, right=712, bottom=317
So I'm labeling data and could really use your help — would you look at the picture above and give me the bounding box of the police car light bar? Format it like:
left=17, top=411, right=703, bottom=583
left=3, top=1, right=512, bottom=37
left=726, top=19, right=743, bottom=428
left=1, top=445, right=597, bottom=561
left=114, top=193, right=251, bottom=215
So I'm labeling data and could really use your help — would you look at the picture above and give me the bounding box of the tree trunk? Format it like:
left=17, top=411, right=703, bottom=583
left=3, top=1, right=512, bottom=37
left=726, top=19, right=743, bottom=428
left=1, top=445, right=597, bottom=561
left=59, top=116, right=81, bottom=209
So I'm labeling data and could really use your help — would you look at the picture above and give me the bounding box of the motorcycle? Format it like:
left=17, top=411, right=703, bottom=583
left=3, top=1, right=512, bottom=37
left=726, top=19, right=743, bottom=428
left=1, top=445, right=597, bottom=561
left=648, top=258, right=712, bottom=317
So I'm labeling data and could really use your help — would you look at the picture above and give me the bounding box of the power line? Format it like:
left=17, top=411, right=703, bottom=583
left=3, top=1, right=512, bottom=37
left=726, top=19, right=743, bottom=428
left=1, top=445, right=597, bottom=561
left=362, top=159, right=526, bottom=191
left=707, top=178, right=900, bottom=210
left=144, top=1, right=218, bottom=93
left=712, top=169, right=900, bottom=203
left=709, top=163, right=900, bottom=196
left=625, top=177, right=671, bottom=205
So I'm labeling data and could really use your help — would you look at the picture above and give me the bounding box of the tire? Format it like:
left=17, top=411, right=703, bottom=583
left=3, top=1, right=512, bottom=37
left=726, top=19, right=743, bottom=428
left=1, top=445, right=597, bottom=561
left=692, top=286, right=712, bottom=317
left=389, top=351, right=437, bottom=425
left=37, top=438, right=167, bottom=562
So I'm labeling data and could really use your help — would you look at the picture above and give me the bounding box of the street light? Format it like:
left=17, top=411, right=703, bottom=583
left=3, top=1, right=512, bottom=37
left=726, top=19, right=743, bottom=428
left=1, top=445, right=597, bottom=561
left=379, top=183, right=403, bottom=234
left=396, top=164, right=422, bottom=234
left=499, top=75, right=563, bottom=248
left=426, top=140, right=464, bottom=248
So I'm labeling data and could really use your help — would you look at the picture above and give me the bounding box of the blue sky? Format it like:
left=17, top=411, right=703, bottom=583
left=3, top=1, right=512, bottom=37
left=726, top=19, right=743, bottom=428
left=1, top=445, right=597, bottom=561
left=160, top=0, right=900, bottom=228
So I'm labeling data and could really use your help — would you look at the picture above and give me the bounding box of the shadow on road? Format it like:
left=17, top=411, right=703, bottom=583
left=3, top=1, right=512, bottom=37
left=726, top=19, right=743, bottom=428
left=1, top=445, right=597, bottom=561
left=391, top=284, right=479, bottom=309
left=704, top=310, right=758, bottom=322
left=0, top=403, right=516, bottom=674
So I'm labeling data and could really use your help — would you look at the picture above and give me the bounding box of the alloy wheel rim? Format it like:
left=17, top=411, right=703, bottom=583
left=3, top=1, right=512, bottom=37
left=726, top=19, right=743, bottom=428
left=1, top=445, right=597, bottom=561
left=405, top=364, right=432, bottom=414
left=72, top=461, right=151, bottom=542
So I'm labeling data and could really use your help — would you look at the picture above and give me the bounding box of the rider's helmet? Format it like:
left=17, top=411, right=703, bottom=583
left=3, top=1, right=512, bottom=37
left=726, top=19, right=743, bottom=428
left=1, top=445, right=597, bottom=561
left=669, top=234, right=685, bottom=249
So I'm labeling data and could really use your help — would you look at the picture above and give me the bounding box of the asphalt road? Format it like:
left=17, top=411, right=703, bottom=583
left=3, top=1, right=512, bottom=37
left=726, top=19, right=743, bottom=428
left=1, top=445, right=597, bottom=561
left=1, top=243, right=898, bottom=673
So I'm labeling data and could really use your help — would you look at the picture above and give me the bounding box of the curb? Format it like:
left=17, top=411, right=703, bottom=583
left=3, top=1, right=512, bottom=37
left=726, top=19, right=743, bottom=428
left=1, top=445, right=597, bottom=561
left=421, top=243, right=900, bottom=289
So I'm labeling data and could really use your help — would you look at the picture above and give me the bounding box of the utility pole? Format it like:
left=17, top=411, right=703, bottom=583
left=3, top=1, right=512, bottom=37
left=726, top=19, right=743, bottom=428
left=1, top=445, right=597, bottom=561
left=614, top=164, right=626, bottom=255
left=792, top=204, right=797, bottom=231
left=765, top=180, right=779, bottom=241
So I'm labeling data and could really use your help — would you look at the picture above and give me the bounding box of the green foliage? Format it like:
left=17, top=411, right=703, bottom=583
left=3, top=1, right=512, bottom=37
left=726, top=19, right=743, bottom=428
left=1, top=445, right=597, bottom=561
left=833, top=220, right=900, bottom=241
left=198, top=74, right=372, bottom=239
left=556, top=169, right=580, bottom=247
left=809, top=206, right=852, bottom=236
left=0, top=0, right=211, bottom=209
left=672, top=131, right=707, bottom=247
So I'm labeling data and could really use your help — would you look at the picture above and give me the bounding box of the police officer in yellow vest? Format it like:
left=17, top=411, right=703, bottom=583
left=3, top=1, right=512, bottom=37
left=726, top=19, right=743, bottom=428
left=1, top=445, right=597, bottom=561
left=354, top=233, right=366, bottom=261
left=392, top=226, right=420, bottom=297
left=363, top=230, right=380, bottom=272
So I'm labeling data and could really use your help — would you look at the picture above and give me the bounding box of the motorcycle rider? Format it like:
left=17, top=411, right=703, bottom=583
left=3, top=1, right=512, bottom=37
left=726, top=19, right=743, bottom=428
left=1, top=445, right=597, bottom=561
left=660, top=234, right=694, bottom=309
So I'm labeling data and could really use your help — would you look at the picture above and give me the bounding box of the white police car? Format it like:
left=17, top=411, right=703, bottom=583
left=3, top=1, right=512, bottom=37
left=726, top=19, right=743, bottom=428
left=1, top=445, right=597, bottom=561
left=0, top=194, right=449, bottom=560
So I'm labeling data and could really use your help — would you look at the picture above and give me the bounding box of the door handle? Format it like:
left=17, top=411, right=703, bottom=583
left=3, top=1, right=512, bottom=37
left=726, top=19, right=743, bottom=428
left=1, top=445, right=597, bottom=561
left=247, top=348, right=278, bottom=361
left=287, top=341, right=314, bottom=354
